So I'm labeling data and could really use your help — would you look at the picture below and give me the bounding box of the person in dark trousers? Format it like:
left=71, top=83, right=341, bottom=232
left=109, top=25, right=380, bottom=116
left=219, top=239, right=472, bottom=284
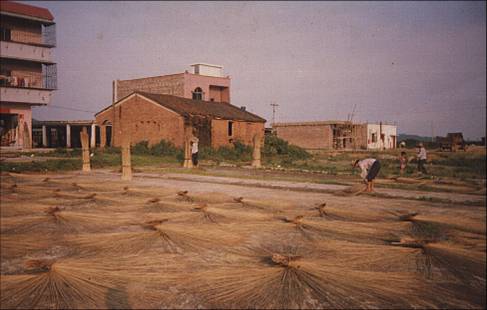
left=190, top=135, right=199, bottom=167
left=416, top=143, right=428, bottom=174
left=353, top=158, right=381, bottom=192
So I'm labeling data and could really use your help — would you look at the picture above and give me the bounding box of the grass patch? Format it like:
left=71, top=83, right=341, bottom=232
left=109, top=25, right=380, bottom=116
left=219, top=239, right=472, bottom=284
left=0, top=159, right=81, bottom=172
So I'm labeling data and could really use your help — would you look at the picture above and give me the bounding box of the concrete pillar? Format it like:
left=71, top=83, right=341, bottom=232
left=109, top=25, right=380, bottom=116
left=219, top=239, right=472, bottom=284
left=66, top=124, right=71, bottom=148
left=80, top=127, right=91, bottom=172
left=121, top=136, right=132, bottom=181
left=100, top=125, right=106, bottom=148
left=90, top=123, right=96, bottom=148
left=183, top=126, right=194, bottom=168
left=42, top=125, right=47, bottom=147
left=251, top=134, right=262, bottom=168
left=23, top=122, right=31, bottom=149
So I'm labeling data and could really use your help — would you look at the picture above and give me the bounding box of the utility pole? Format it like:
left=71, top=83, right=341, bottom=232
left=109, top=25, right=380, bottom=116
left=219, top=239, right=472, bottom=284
left=270, top=102, right=279, bottom=126
left=431, top=121, right=434, bottom=142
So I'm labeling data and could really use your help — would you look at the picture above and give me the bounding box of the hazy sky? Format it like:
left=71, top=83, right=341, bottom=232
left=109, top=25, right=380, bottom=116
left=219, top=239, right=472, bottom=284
left=29, top=1, right=486, bottom=139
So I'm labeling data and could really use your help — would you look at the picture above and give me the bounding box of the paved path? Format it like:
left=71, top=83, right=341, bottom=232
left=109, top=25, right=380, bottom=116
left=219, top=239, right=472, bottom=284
left=101, top=170, right=485, bottom=205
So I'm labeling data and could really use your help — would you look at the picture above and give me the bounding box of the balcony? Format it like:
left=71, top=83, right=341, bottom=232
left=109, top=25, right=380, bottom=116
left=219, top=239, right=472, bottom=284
left=0, top=64, right=56, bottom=89
left=0, top=40, right=54, bottom=63
left=0, top=86, right=53, bottom=105
left=0, top=64, right=56, bottom=105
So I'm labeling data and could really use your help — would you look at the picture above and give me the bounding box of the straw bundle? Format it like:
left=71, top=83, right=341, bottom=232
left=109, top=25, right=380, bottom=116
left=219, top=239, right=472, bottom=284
left=187, top=240, right=458, bottom=309
left=0, top=171, right=484, bottom=309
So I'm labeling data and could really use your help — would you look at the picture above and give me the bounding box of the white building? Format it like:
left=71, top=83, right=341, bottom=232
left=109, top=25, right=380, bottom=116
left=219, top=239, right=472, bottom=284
left=365, top=123, right=397, bottom=150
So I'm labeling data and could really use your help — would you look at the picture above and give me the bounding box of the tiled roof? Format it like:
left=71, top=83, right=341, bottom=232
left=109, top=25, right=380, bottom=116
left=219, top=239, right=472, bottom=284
left=0, top=1, right=54, bottom=21
left=97, top=92, right=266, bottom=123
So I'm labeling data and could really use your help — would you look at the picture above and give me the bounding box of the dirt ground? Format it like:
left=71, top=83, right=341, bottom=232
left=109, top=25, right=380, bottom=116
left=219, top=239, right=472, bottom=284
left=1, top=169, right=485, bottom=309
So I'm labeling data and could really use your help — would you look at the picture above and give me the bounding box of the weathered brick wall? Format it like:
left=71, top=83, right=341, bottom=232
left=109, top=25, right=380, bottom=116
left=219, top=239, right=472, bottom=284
left=211, top=119, right=265, bottom=148
left=95, top=95, right=185, bottom=147
left=274, top=124, right=333, bottom=149
left=116, top=74, right=185, bottom=101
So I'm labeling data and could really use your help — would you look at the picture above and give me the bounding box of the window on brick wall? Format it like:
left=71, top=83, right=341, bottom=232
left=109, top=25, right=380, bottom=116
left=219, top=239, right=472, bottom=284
left=228, top=121, right=233, bottom=137
left=192, top=87, right=203, bottom=100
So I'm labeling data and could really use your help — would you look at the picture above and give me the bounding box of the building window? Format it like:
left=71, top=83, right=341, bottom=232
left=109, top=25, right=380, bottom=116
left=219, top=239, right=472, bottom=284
left=192, top=87, right=203, bottom=100
left=228, top=121, right=233, bottom=137
left=371, top=133, right=377, bottom=143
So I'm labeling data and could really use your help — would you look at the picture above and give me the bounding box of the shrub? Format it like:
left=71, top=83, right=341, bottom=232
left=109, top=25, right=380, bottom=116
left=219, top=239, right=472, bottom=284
left=132, top=141, right=151, bottom=155
left=150, top=140, right=183, bottom=157
left=199, top=140, right=252, bottom=162
left=263, top=135, right=311, bottom=161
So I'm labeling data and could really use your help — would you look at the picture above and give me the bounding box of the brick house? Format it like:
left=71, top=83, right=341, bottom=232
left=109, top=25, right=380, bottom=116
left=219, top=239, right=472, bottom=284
left=94, top=92, right=265, bottom=148
left=273, top=121, right=396, bottom=150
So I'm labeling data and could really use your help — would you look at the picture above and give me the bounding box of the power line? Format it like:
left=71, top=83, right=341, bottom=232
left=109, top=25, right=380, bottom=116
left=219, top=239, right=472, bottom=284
left=37, top=105, right=97, bottom=114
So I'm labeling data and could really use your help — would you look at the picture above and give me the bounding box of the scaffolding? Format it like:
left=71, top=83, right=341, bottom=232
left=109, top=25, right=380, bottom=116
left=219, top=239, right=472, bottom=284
left=332, top=122, right=357, bottom=150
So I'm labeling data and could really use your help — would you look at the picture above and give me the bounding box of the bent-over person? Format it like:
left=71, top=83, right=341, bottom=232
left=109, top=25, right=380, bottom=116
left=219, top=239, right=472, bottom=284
left=353, top=158, right=381, bottom=192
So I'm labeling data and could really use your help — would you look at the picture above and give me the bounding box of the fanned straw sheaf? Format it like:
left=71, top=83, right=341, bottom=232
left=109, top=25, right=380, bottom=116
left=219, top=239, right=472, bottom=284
left=231, top=196, right=292, bottom=212
left=120, top=186, right=176, bottom=198
left=0, top=259, right=127, bottom=309
left=0, top=255, right=183, bottom=309
left=0, top=234, right=61, bottom=261
left=141, top=198, right=193, bottom=213
left=1, top=172, right=485, bottom=309
left=68, top=219, right=243, bottom=257
left=270, top=214, right=407, bottom=244
left=187, top=240, right=466, bottom=309
left=1, top=208, right=137, bottom=235
left=181, top=192, right=237, bottom=204
left=309, top=203, right=419, bottom=223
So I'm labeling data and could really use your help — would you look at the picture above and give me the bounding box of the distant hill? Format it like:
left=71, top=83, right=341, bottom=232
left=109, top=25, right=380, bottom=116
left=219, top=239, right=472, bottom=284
left=398, top=134, right=433, bottom=142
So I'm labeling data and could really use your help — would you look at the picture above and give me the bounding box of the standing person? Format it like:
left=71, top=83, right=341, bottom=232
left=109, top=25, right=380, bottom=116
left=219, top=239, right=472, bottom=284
left=416, top=143, right=428, bottom=174
left=190, top=134, right=199, bottom=167
left=399, top=151, right=408, bottom=176
left=352, top=158, right=381, bottom=192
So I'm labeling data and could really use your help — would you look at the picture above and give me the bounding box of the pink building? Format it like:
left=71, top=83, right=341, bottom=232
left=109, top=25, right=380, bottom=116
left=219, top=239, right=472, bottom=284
left=0, top=1, right=57, bottom=148
left=114, top=63, right=231, bottom=103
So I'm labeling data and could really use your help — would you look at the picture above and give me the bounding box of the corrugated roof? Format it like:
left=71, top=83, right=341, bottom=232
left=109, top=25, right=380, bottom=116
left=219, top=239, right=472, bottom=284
left=0, top=1, right=54, bottom=21
left=96, top=92, right=266, bottom=123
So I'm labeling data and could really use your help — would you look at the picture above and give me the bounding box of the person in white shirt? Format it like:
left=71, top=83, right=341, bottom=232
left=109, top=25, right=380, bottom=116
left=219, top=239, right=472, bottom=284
left=352, top=158, right=381, bottom=192
left=416, top=143, right=428, bottom=174
left=190, top=135, right=199, bottom=167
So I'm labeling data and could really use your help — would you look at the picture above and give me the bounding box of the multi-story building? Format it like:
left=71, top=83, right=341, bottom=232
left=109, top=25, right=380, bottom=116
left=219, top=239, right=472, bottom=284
left=0, top=1, right=56, bottom=148
left=114, top=63, right=230, bottom=103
